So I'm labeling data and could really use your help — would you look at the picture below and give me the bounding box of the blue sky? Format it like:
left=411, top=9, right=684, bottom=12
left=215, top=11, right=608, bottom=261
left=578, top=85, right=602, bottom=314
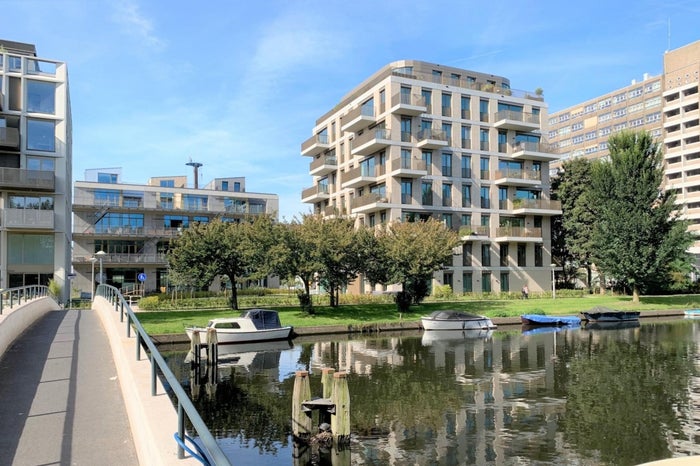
left=4, top=0, right=700, bottom=220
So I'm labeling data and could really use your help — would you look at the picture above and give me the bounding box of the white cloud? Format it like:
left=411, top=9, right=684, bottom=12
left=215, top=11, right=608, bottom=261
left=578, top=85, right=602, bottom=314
left=112, top=0, right=165, bottom=51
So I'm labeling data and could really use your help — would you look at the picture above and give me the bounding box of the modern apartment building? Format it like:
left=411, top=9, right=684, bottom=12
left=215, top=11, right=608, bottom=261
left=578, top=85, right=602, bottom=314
left=72, top=168, right=280, bottom=296
left=548, top=39, right=700, bottom=256
left=547, top=74, right=663, bottom=167
left=662, top=40, right=700, bottom=254
left=0, top=40, right=72, bottom=301
left=301, top=60, right=560, bottom=294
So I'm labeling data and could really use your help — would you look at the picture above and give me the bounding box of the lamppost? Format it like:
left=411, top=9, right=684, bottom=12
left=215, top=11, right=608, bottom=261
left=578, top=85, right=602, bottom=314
left=551, top=263, right=557, bottom=299
left=90, top=257, right=98, bottom=299
left=95, top=250, right=107, bottom=292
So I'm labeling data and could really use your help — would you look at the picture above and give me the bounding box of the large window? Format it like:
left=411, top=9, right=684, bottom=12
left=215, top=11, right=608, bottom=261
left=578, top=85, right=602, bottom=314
left=401, top=179, right=413, bottom=204
left=500, top=244, right=509, bottom=266
left=461, top=184, right=471, bottom=207
left=421, top=181, right=433, bottom=205
left=422, top=151, right=432, bottom=175
left=27, top=118, right=55, bottom=151
left=441, top=153, right=452, bottom=176
left=164, top=215, right=188, bottom=229
left=500, top=272, right=510, bottom=292
left=183, top=195, right=208, bottom=211
left=96, top=213, right=144, bottom=234
left=98, top=172, right=118, bottom=183
left=481, top=244, right=491, bottom=266
left=517, top=243, right=527, bottom=266
left=8, top=194, right=53, bottom=210
left=480, top=187, right=490, bottom=209
left=442, top=183, right=452, bottom=207
left=8, top=233, right=54, bottom=265
left=26, top=156, right=55, bottom=172
left=463, top=272, right=473, bottom=293
left=461, top=155, right=471, bottom=178
left=26, top=80, right=55, bottom=114
left=95, top=189, right=120, bottom=206
left=481, top=272, right=491, bottom=292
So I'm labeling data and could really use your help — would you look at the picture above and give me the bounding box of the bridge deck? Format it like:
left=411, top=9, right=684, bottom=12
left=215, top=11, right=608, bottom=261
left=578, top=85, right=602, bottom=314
left=0, top=309, right=138, bottom=466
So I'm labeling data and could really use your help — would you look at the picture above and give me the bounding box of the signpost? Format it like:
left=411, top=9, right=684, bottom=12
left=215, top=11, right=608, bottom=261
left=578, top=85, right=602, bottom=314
left=138, top=273, right=146, bottom=295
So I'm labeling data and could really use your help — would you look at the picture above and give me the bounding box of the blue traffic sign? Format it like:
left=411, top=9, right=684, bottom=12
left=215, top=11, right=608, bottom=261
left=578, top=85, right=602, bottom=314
left=137, top=273, right=147, bottom=282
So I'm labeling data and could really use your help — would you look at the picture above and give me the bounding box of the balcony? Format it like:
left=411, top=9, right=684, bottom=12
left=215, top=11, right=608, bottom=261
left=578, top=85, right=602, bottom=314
left=301, top=133, right=330, bottom=157
left=3, top=208, right=54, bottom=229
left=493, top=169, right=542, bottom=187
left=72, top=252, right=168, bottom=265
left=390, top=92, right=427, bottom=116
left=75, top=226, right=183, bottom=238
left=341, top=105, right=376, bottom=133
left=323, top=205, right=347, bottom=217
left=493, top=110, right=540, bottom=132
left=0, top=167, right=55, bottom=191
left=493, top=226, right=543, bottom=243
left=511, top=141, right=559, bottom=162
left=389, top=156, right=427, bottom=178
left=351, top=193, right=391, bottom=214
left=416, top=128, right=448, bottom=149
left=309, top=154, right=338, bottom=176
left=0, top=127, right=19, bottom=150
left=459, top=225, right=489, bottom=240
left=351, top=128, right=391, bottom=156
left=342, top=165, right=384, bottom=189
left=301, top=184, right=333, bottom=203
left=509, top=199, right=562, bottom=215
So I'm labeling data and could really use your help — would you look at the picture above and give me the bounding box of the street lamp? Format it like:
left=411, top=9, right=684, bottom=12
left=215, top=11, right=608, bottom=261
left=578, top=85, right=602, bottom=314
left=95, top=250, right=107, bottom=292
left=89, top=257, right=98, bottom=300
left=550, top=263, right=557, bottom=299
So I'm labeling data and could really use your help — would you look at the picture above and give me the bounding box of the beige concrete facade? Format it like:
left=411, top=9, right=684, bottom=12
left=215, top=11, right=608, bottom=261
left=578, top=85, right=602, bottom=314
left=301, top=60, right=559, bottom=294
left=0, top=40, right=72, bottom=302
left=72, top=168, right=280, bottom=296
left=547, top=74, right=663, bottom=168
left=663, top=40, right=700, bottom=253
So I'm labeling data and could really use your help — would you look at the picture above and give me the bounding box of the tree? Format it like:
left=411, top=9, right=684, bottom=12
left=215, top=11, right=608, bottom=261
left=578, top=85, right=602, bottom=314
left=589, top=130, right=695, bottom=302
left=168, top=218, right=260, bottom=310
left=376, top=219, right=461, bottom=312
left=554, top=158, right=598, bottom=291
left=315, top=217, right=364, bottom=307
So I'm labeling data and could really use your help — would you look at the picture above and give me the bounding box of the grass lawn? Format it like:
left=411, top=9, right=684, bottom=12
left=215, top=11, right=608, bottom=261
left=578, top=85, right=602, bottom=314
left=135, top=294, right=700, bottom=335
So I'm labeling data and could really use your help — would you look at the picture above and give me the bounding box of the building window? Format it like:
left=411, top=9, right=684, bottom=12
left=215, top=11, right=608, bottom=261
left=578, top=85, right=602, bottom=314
left=481, top=244, right=491, bottom=266
left=8, top=195, right=54, bottom=210
left=463, top=243, right=472, bottom=266
left=27, top=156, right=55, bottom=172
left=480, top=99, right=489, bottom=122
left=421, top=181, right=433, bottom=205
left=26, top=80, right=55, bottom=114
left=461, top=184, right=471, bottom=207
left=535, top=244, right=543, bottom=267
left=422, top=151, right=432, bottom=175
left=461, top=96, right=471, bottom=119
left=221, top=181, right=229, bottom=191
left=500, top=244, right=509, bottom=266
left=401, top=179, right=412, bottom=204
left=480, top=157, right=489, bottom=179
left=481, top=272, right=491, bottom=292
left=422, top=88, right=432, bottom=113
left=99, top=172, right=118, bottom=184
left=442, top=183, right=452, bottom=207
left=26, top=118, right=55, bottom=152
left=8, top=233, right=54, bottom=265
left=442, top=93, right=451, bottom=117
left=442, top=153, right=452, bottom=176
left=159, top=179, right=175, bottom=187
left=480, top=128, right=489, bottom=150
left=480, top=187, right=490, bottom=209
left=442, top=213, right=453, bottom=229
left=401, top=117, right=412, bottom=142
left=463, top=272, right=473, bottom=293
left=500, top=272, right=509, bottom=292
left=444, top=271, right=453, bottom=290
left=461, top=155, right=471, bottom=178
left=517, top=243, right=527, bottom=266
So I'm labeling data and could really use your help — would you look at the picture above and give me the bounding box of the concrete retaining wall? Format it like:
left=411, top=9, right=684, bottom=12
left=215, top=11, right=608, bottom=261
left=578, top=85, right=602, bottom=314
left=0, top=297, right=58, bottom=358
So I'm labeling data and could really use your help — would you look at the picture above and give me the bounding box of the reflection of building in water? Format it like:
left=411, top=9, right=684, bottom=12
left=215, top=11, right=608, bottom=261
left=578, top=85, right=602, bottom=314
left=308, top=338, right=406, bottom=375
left=675, top=324, right=700, bottom=456
left=309, top=330, right=589, bottom=464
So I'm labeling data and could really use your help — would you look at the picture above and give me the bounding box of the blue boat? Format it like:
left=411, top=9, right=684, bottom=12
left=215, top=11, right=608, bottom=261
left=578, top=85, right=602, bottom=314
left=684, top=309, right=700, bottom=319
left=521, top=314, right=581, bottom=327
left=522, top=324, right=579, bottom=336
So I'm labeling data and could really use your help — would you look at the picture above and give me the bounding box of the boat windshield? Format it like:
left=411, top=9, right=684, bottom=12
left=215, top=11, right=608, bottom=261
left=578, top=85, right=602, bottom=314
left=429, top=311, right=483, bottom=320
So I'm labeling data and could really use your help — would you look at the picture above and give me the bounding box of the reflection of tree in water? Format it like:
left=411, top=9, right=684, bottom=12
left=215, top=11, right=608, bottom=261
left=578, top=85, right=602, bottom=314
left=563, top=328, right=694, bottom=466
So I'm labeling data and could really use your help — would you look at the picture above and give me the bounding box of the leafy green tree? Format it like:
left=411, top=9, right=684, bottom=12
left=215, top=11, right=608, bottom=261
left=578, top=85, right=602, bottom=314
left=315, top=217, right=364, bottom=307
left=376, top=219, right=460, bottom=312
left=589, top=130, right=694, bottom=302
left=554, top=157, right=598, bottom=291
left=168, top=218, right=259, bottom=309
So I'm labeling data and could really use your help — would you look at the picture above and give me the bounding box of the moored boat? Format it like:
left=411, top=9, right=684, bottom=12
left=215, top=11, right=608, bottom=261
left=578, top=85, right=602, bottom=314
left=520, top=314, right=581, bottom=327
left=185, top=309, right=293, bottom=344
left=580, top=307, right=640, bottom=322
left=684, top=309, right=700, bottom=319
left=421, top=310, right=496, bottom=331
left=421, top=329, right=493, bottom=346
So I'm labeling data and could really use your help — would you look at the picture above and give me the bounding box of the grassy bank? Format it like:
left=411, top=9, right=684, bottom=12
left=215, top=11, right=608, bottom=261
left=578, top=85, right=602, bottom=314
left=135, top=294, right=700, bottom=335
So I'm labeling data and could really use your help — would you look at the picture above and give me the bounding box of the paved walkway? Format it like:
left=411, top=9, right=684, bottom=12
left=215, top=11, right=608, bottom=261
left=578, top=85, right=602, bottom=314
left=0, top=309, right=138, bottom=466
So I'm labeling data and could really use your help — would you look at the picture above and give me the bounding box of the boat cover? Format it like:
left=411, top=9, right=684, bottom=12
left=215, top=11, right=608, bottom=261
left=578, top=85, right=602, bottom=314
left=240, top=309, right=283, bottom=330
left=426, top=311, right=486, bottom=321
left=521, top=314, right=581, bottom=325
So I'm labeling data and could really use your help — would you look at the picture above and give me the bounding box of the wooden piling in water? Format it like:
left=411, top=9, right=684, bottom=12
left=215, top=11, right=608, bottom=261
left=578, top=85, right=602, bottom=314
left=190, top=330, right=201, bottom=367
left=206, top=327, right=218, bottom=369
left=321, top=368, right=335, bottom=399
left=292, top=371, right=312, bottom=438
left=331, top=372, right=350, bottom=444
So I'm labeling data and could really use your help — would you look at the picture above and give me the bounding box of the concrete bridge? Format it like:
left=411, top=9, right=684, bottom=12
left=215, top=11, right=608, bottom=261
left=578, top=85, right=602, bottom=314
left=0, top=295, right=199, bottom=465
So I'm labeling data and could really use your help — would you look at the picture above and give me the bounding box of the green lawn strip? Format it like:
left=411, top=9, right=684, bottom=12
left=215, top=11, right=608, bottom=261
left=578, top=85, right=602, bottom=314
left=135, top=294, right=700, bottom=335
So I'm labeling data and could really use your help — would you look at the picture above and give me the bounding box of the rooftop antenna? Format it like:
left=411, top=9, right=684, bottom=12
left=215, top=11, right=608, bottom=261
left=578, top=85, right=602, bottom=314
left=186, top=159, right=203, bottom=189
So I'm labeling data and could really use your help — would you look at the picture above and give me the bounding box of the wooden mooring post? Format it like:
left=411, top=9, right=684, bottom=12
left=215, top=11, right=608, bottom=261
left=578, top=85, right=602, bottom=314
left=292, top=368, right=350, bottom=445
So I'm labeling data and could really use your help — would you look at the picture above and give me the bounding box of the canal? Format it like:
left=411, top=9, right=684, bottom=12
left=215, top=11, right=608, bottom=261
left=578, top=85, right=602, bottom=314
left=160, top=318, right=700, bottom=465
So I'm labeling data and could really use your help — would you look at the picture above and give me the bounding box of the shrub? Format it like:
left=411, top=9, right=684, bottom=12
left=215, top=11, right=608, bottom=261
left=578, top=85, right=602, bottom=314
left=138, top=296, right=161, bottom=310
left=433, top=284, right=453, bottom=299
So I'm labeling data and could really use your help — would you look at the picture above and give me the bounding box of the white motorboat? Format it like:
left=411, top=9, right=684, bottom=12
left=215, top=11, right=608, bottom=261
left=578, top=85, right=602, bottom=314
left=185, top=309, right=293, bottom=344
left=421, top=310, right=496, bottom=331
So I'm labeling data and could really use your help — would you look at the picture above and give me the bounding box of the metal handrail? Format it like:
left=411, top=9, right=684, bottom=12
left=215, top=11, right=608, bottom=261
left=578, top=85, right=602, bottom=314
left=95, top=284, right=230, bottom=465
left=0, top=285, right=53, bottom=315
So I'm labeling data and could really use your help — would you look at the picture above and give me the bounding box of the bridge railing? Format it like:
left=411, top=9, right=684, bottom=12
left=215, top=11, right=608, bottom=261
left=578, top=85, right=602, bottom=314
left=95, top=284, right=230, bottom=466
left=0, top=285, right=53, bottom=315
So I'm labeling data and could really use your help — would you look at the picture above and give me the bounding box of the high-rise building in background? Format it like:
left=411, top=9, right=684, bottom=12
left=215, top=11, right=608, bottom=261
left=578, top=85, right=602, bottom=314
left=301, top=60, right=560, bottom=294
left=0, top=39, right=72, bottom=301
left=547, top=39, right=700, bottom=258
left=72, top=168, right=280, bottom=297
